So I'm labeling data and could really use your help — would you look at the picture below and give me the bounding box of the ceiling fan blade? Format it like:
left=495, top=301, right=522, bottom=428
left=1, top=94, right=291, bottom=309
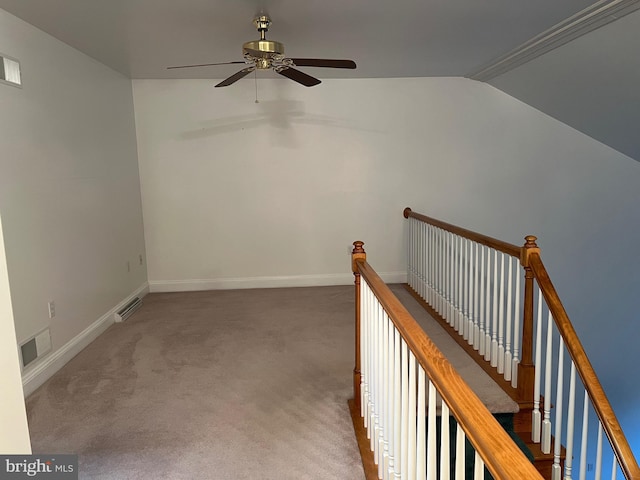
left=215, top=67, right=256, bottom=87
left=290, top=58, right=356, bottom=69
left=276, top=67, right=321, bottom=87
left=167, top=61, right=246, bottom=70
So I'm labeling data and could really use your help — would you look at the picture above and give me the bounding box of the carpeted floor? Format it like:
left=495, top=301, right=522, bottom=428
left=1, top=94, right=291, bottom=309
left=26, top=286, right=365, bottom=479
left=26, top=284, right=516, bottom=479
left=388, top=284, right=518, bottom=414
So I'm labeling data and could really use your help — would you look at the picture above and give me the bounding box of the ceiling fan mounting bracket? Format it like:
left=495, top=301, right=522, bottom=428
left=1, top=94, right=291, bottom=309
left=253, top=15, right=272, bottom=36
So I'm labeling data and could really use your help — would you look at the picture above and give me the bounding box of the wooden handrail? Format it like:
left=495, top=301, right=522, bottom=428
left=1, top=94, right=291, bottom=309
left=404, top=207, right=521, bottom=258
left=529, top=253, right=640, bottom=480
left=355, top=256, right=543, bottom=480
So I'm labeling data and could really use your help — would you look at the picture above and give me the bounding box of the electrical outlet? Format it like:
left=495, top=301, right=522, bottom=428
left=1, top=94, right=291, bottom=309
left=47, top=301, right=55, bottom=319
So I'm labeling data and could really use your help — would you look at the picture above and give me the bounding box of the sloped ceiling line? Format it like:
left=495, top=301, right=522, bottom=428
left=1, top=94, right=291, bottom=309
left=467, top=0, right=640, bottom=81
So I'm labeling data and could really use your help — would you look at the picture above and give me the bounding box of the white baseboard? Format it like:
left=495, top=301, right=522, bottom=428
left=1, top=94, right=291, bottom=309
left=149, top=272, right=407, bottom=292
left=21, top=282, right=150, bottom=397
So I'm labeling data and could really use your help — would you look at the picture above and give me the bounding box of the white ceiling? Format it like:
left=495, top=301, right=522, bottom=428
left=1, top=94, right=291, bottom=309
left=2, top=0, right=639, bottom=162
left=0, top=0, right=595, bottom=79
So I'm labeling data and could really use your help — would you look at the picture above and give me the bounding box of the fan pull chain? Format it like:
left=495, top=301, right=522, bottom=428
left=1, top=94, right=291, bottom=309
left=254, top=70, right=259, bottom=103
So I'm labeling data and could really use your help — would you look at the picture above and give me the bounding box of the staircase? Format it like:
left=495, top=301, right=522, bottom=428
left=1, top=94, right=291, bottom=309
left=348, top=208, right=640, bottom=480
left=391, top=284, right=540, bottom=478
left=391, top=283, right=555, bottom=479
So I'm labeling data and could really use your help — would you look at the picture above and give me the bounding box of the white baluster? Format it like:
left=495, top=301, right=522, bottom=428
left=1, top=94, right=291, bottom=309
left=427, top=225, right=436, bottom=307
left=381, top=313, right=390, bottom=477
left=552, top=338, right=565, bottom=480
left=532, top=289, right=543, bottom=443
left=490, top=249, right=499, bottom=367
left=364, top=283, right=371, bottom=430
left=360, top=281, right=367, bottom=419
left=455, top=422, right=466, bottom=479
left=410, top=218, right=415, bottom=292
left=542, top=310, right=553, bottom=454
left=454, top=237, right=464, bottom=332
left=441, top=229, right=447, bottom=320
left=465, top=238, right=472, bottom=342
left=611, top=457, right=618, bottom=480
left=436, top=228, right=444, bottom=316
left=595, top=423, right=603, bottom=480
left=393, top=329, right=402, bottom=480
left=387, top=323, right=396, bottom=480
left=461, top=240, right=473, bottom=340
left=401, top=340, right=409, bottom=478
left=484, top=249, right=492, bottom=361
left=428, top=223, right=434, bottom=305
left=435, top=227, right=440, bottom=315
left=416, top=367, right=426, bottom=480
left=579, top=393, right=589, bottom=480
left=565, top=364, right=577, bottom=480
left=504, top=256, right=514, bottom=381
left=372, top=303, right=381, bottom=460
left=458, top=236, right=464, bottom=334
left=440, top=403, right=450, bottom=480
left=497, top=253, right=505, bottom=373
left=420, top=222, right=424, bottom=301
left=512, top=264, right=521, bottom=388
left=474, top=451, right=484, bottom=480
left=448, top=232, right=455, bottom=324
left=427, top=381, right=437, bottom=480
left=407, top=352, right=417, bottom=480
left=415, top=220, right=420, bottom=298
left=478, top=245, right=485, bottom=355
left=473, top=242, right=480, bottom=349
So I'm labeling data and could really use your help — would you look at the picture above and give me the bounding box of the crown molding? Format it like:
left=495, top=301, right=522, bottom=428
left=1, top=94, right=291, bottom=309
left=467, top=0, right=640, bottom=82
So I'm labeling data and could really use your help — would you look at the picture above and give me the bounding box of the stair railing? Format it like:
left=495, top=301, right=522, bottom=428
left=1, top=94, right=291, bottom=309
left=402, top=207, right=640, bottom=480
left=351, top=241, right=543, bottom=480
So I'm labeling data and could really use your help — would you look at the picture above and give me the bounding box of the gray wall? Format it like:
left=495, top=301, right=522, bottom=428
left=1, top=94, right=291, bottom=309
left=0, top=10, right=147, bottom=393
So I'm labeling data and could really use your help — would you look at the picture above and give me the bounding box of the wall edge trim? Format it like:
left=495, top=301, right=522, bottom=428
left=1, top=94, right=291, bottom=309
left=148, top=272, right=407, bottom=292
left=21, top=282, right=150, bottom=397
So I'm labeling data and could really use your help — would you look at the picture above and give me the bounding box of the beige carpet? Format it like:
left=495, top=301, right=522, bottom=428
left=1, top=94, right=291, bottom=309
left=389, top=284, right=518, bottom=414
left=26, top=286, right=365, bottom=479
left=26, top=284, right=515, bottom=479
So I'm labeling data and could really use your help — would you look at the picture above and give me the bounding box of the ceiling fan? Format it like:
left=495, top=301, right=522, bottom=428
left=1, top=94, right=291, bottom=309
left=167, top=15, right=356, bottom=87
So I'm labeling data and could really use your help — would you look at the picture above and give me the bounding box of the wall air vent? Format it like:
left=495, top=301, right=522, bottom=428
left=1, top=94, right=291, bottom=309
left=20, top=328, right=52, bottom=369
left=0, top=53, right=21, bottom=87
left=115, top=297, right=142, bottom=323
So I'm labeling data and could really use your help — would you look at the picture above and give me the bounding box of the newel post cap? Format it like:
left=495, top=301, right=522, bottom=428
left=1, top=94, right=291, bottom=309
left=524, top=235, right=538, bottom=248
left=352, top=241, right=365, bottom=254
left=403, top=207, right=412, bottom=218
left=351, top=241, right=366, bottom=273
left=521, top=235, right=540, bottom=267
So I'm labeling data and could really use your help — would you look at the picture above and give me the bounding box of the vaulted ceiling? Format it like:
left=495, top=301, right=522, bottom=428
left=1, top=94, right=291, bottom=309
left=2, top=0, right=639, bottom=161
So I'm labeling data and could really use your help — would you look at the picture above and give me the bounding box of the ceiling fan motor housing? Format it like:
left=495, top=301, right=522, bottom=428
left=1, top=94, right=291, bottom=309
left=242, top=40, right=284, bottom=58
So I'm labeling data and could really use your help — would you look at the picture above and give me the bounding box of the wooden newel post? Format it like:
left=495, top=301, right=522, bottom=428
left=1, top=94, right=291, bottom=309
left=518, top=235, right=540, bottom=404
left=352, top=241, right=366, bottom=411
